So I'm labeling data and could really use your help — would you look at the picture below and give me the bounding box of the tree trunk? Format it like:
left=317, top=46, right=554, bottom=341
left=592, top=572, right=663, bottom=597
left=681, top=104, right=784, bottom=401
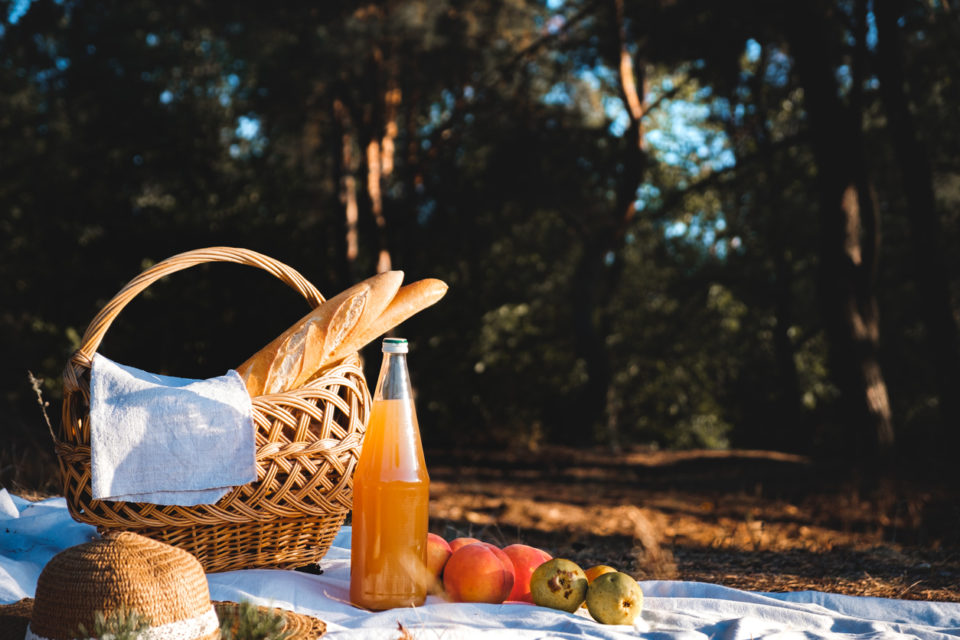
left=772, top=245, right=803, bottom=439
left=360, top=46, right=394, bottom=274
left=344, top=40, right=404, bottom=278
left=875, top=0, right=960, bottom=451
left=562, top=0, right=648, bottom=447
left=569, top=234, right=614, bottom=445
left=751, top=45, right=804, bottom=450
left=332, top=97, right=361, bottom=282
left=785, top=2, right=895, bottom=465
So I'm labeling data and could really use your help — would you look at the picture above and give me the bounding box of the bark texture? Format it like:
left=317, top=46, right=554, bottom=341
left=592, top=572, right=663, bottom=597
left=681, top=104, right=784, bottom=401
left=785, top=1, right=895, bottom=464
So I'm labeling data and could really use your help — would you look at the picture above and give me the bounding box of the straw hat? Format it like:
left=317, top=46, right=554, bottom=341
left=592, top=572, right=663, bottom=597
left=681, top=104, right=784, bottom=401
left=0, top=532, right=324, bottom=640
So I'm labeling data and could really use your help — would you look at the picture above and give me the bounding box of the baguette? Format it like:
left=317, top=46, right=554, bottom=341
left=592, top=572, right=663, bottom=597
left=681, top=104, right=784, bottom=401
left=236, top=270, right=404, bottom=396
left=325, top=277, right=448, bottom=363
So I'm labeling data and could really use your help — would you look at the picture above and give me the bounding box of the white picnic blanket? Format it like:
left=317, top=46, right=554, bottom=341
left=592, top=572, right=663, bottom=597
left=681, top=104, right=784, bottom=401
left=1, top=491, right=958, bottom=639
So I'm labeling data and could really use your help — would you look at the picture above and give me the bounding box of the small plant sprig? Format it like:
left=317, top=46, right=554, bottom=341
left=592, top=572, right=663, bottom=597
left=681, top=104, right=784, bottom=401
left=219, top=601, right=291, bottom=640
left=76, top=608, right=151, bottom=640
left=28, top=371, right=56, bottom=442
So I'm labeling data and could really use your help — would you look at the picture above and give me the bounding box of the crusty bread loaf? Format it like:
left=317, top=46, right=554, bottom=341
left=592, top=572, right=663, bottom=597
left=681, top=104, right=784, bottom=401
left=236, top=270, right=404, bottom=396
left=325, top=278, right=448, bottom=364
left=235, top=283, right=370, bottom=396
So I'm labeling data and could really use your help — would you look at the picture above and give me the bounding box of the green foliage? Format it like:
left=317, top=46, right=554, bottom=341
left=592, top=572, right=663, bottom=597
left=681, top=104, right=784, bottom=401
left=70, top=602, right=290, bottom=640
left=219, top=601, right=291, bottom=640
left=76, top=608, right=151, bottom=640
left=1, top=0, right=958, bottom=467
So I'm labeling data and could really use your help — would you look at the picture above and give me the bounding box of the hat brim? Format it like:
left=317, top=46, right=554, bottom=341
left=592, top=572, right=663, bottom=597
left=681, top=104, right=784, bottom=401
left=0, top=598, right=31, bottom=640
left=214, top=601, right=326, bottom=639
left=0, top=599, right=325, bottom=640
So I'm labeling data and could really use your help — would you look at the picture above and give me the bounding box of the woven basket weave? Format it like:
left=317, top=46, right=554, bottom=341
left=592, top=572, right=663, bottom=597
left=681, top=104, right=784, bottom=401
left=56, top=247, right=370, bottom=573
left=30, top=532, right=219, bottom=640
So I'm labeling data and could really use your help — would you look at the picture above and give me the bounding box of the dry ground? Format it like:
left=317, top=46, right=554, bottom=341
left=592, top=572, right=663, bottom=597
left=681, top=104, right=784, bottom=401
left=426, top=445, right=960, bottom=603
left=4, top=440, right=958, bottom=602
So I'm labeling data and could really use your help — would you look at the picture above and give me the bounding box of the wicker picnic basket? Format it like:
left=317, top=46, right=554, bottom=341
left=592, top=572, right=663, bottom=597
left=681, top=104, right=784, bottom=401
left=56, top=247, right=371, bottom=573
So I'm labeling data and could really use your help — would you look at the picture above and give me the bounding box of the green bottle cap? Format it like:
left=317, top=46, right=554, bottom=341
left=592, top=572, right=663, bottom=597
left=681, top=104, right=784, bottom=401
left=382, top=337, right=408, bottom=353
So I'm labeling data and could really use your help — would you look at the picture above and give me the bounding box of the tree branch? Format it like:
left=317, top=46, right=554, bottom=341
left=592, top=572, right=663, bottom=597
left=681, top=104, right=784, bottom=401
left=502, top=0, right=602, bottom=72
left=642, top=77, right=695, bottom=121
left=649, top=131, right=811, bottom=220
left=610, top=0, right=645, bottom=150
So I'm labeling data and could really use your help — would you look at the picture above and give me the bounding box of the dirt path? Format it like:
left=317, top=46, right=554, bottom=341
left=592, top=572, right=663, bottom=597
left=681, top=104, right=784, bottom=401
left=426, top=445, right=960, bottom=602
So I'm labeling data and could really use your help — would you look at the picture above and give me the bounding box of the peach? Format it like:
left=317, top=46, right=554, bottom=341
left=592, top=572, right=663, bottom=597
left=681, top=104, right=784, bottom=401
left=442, top=542, right=515, bottom=604
left=585, top=564, right=618, bottom=584
left=502, top=544, right=553, bottom=603
left=448, top=537, right=483, bottom=553
left=426, top=533, right=452, bottom=593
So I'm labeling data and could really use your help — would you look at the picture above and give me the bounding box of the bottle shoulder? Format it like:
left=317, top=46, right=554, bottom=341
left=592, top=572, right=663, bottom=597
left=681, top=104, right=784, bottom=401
left=374, top=353, right=414, bottom=400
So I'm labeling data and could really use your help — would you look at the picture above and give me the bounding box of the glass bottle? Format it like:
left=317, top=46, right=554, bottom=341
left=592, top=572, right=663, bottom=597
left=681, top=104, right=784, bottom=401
left=350, top=337, right=430, bottom=609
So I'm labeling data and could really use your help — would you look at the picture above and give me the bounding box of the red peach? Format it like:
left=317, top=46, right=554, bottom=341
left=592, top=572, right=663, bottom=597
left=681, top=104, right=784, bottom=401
left=448, top=537, right=483, bottom=553
left=426, top=533, right=453, bottom=593
left=442, top=542, right=515, bottom=604
left=502, top=544, right=553, bottom=603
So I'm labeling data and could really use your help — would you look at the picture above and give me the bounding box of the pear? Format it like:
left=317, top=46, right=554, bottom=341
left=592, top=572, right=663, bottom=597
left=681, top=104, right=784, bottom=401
left=529, top=558, right=588, bottom=612
left=581, top=564, right=618, bottom=608
left=585, top=571, right=644, bottom=625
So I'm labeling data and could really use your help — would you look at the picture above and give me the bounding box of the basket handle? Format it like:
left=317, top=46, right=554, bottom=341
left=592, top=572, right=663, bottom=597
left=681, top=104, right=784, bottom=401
left=70, top=247, right=325, bottom=367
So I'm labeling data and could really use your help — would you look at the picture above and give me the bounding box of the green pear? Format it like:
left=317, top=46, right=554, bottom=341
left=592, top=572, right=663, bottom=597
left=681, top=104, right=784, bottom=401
left=585, top=571, right=644, bottom=625
left=529, top=558, right=588, bottom=612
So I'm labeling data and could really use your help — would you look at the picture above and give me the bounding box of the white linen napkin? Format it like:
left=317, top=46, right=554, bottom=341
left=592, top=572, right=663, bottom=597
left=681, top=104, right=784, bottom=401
left=89, top=354, right=257, bottom=506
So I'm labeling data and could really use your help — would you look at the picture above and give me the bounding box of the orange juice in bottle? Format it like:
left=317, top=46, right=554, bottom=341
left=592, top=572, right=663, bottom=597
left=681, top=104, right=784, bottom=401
left=350, top=337, right=429, bottom=609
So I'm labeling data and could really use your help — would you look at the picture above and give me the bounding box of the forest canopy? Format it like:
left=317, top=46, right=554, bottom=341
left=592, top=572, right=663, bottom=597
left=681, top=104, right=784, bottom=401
left=2, top=0, right=959, bottom=471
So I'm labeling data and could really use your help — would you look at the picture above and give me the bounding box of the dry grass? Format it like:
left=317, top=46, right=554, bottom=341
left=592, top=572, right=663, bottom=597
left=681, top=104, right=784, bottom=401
left=0, top=439, right=61, bottom=500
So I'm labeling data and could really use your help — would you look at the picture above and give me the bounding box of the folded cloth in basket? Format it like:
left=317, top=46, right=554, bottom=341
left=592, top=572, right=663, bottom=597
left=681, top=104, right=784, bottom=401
left=89, top=354, right=257, bottom=506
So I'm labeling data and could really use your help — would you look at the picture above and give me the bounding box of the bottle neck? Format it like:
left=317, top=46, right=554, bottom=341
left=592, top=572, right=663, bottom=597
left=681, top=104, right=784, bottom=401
left=374, top=352, right=412, bottom=401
